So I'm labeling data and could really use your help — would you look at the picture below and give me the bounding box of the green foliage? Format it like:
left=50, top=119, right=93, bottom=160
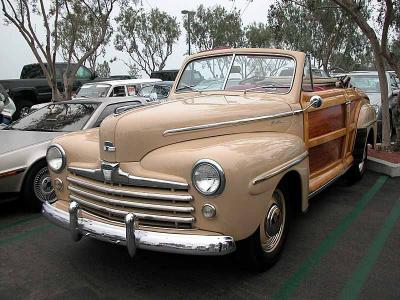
left=245, top=22, right=272, bottom=48
left=186, top=5, right=244, bottom=51
left=114, top=7, right=181, bottom=76
left=57, top=1, right=113, bottom=72
left=268, top=0, right=373, bottom=73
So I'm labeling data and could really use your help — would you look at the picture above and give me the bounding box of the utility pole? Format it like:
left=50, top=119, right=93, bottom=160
left=181, top=10, right=195, bottom=55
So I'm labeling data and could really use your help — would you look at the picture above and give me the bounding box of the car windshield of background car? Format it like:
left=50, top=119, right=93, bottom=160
left=77, top=84, right=111, bottom=98
left=11, top=103, right=99, bottom=132
left=351, top=75, right=380, bottom=93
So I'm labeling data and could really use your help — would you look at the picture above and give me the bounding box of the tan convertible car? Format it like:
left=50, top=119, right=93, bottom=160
left=43, top=48, right=376, bottom=270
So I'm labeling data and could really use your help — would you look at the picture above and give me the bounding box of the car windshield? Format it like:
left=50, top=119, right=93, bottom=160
left=176, top=54, right=296, bottom=94
left=350, top=75, right=380, bottom=92
left=10, top=103, right=99, bottom=132
left=138, top=85, right=154, bottom=97
left=77, top=83, right=111, bottom=98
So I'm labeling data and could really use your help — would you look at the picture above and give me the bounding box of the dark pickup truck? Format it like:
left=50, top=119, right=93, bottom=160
left=0, top=63, right=95, bottom=119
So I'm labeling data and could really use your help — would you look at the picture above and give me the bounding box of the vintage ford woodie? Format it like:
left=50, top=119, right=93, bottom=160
left=43, top=48, right=376, bottom=270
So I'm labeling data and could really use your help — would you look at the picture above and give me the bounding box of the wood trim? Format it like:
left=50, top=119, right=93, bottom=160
left=309, top=162, right=344, bottom=192
left=308, top=128, right=347, bottom=148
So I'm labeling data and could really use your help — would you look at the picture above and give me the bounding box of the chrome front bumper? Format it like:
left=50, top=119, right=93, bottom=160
left=42, top=201, right=236, bottom=256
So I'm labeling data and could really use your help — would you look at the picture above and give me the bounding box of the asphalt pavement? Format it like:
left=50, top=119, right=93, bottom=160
left=0, top=171, right=399, bottom=300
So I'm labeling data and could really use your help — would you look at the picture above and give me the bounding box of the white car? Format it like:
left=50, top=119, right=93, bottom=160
left=76, top=78, right=161, bottom=98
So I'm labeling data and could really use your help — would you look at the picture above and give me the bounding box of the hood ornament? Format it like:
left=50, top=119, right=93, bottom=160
left=101, top=162, right=119, bottom=182
left=104, top=141, right=116, bottom=152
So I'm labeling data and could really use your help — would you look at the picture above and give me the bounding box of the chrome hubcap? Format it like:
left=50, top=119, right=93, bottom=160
left=260, top=189, right=286, bottom=253
left=33, top=167, right=56, bottom=203
left=265, top=204, right=282, bottom=236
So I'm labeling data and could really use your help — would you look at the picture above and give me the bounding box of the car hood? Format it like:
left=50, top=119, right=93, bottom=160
left=0, top=130, right=64, bottom=156
left=364, top=92, right=381, bottom=107
left=99, top=94, right=295, bottom=162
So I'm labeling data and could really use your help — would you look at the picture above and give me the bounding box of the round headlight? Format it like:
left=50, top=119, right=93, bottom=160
left=192, top=159, right=225, bottom=196
left=46, top=144, right=66, bottom=173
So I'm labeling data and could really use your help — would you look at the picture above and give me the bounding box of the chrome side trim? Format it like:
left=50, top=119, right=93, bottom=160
left=68, top=185, right=194, bottom=213
left=70, top=194, right=195, bottom=223
left=68, top=166, right=189, bottom=190
left=252, top=151, right=308, bottom=185
left=67, top=177, right=192, bottom=202
left=308, top=165, right=352, bottom=199
left=0, top=166, right=26, bottom=177
left=163, top=109, right=303, bottom=136
left=42, top=202, right=236, bottom=256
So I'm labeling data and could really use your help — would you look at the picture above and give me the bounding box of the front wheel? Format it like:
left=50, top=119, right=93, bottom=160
left=236, top=186, right=290, bottom=271
left=22, top=161, right=56, bottom=211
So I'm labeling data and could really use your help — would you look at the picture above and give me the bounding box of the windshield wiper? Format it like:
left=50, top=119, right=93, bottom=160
left=175, top=84, right=200, bottom=92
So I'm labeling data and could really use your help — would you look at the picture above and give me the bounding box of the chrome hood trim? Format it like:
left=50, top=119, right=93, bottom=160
left=68, top=165, right=189, bottom=190
left=163, top=109, right=303, bottom=136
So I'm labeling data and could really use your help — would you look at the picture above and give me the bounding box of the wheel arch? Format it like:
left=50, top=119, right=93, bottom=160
left=20, top=157, right=47, bottom=191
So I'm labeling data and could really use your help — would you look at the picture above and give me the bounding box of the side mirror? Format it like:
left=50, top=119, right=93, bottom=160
left=309, top=95, right=323, bottom=109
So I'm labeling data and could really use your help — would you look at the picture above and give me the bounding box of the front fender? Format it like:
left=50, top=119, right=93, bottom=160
left=141, top=132, right=308, bottom=241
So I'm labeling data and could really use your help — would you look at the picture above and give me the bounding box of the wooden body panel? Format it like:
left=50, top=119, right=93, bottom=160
left=302, top=89, right=362, bottom=192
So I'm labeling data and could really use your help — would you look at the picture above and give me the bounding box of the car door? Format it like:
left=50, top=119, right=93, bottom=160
left=301, top=59, right=361, bottom=193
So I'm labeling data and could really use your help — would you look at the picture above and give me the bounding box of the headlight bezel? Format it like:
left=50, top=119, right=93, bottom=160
left=46, top=144, right=66, bottom=173
left=191, top=159, right=225, bottom=196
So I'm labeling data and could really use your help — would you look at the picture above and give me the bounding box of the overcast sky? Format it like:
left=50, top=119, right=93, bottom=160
left=0, top=0, right=273, bottom=79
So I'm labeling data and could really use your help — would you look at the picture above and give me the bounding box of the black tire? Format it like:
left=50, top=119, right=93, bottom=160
left=14, top=99, right=34, bottom=120
left=22, top=161, right=56, bottom=211
left=236, top=184, right=291, bottom=272
left=347, top=138, right=368, bottom=183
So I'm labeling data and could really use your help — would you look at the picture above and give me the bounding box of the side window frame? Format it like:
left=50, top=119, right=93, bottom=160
left=302, top=54, right=314, bottom=92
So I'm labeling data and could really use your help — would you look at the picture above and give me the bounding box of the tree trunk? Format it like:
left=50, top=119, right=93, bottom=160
left=373, top=50, right=391, bottom=149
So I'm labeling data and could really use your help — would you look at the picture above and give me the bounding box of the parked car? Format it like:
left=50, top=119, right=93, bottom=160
left=349, top=71, right=400, bottom=140
left=76, top=78, right=162, bottom=99
left=43, top=48, right=376, bottom=271
left=0, top=63, right=96, bottom=119
left=0, top=83, right=16, bottom=125
left=137, top=81, right=173, bottom=101
left=151, top=69, right=179, bottom=81
left=0, top=96, right=153, bottom=209
left=28, top=78, right=163, bottom=113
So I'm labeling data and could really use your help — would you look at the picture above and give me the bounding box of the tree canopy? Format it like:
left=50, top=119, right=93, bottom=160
left=114, top=7, right=181, bottom=77
left=185, top=5, right=244, bottom=51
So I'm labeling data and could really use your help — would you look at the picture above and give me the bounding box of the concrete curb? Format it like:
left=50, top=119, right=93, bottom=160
left=367, top=156, right=400, bottom=177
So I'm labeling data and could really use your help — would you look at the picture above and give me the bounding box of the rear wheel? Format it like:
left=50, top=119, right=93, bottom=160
left=22, top=161, right=56, bottom=211
left=236, top=185, right=290, bottom=271
left=348, top=138, right=368, bottom=183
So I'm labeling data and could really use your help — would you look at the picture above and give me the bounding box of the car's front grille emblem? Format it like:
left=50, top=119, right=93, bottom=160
left=104, top=141, right=116, bottom=152
left=101, top=162, right=119, bottom=182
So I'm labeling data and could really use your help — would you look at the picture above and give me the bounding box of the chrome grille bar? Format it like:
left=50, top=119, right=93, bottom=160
left=67, top=177, right=192, bottom=202
left=70, top=195, right=195, bottom=224
left=68, top=166, right=189, bottom=190
left=68, top=186, right=194, bottom=213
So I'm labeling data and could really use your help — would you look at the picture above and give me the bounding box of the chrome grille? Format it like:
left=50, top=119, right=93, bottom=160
left=66, top=172, right=195, bottom=229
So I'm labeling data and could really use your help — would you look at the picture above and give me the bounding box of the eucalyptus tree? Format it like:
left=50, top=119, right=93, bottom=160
left=267, top=0, right=370, bottom=73
left=0, top=0, right=125, bottom=100
left=114, top=8, right=181, bottom=77
left=332, top=0, right=400, bottom=148
left=185, top=5, right=244, bottom=52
